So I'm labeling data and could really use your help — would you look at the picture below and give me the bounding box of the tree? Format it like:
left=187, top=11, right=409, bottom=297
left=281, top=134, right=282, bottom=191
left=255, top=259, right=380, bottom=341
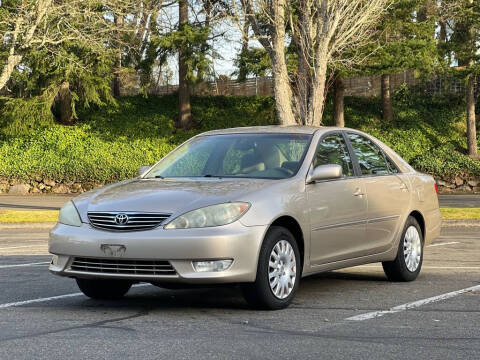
left=178, top=0, right=193, bottom=129
left=333, top=74, right=345, bottom=127
left=235, top=0, right=390, bottom=126
left=0, top=0, right=136, bottom=124
left=233, top=47, right=271, bottom=78
left=236, top=11, right=250, bottom=81
left=443, top=0, right=479, bottom=158
left=357, top=0, right=437, bottom=122
left=0, top=0, right=134, bottom=90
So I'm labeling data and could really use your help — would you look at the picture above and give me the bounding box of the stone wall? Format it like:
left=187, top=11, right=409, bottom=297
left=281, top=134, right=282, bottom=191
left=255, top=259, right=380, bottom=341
left=0, top=177, right=101, bottom=195
left=436, top=174, right=480, bottom=194
left=1, top=174, right=479, bottom=195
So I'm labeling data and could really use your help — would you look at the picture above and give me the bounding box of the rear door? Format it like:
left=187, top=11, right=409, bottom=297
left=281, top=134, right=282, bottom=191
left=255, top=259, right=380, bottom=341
left=346, top=132, right=410, bottom=254
left=307, top=132, right=368, bottom=265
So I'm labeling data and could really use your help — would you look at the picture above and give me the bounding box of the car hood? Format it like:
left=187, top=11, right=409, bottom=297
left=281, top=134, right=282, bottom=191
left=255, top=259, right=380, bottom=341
left=73, top=178, right=272, bottom=221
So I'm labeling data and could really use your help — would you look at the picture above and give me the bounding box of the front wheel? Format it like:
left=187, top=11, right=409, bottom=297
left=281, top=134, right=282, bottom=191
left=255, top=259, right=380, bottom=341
left=382, top=216, right=424, bottom=282
left=242, top=226, right=301, bottom=310
left=76, top=278, right=132, bottom=299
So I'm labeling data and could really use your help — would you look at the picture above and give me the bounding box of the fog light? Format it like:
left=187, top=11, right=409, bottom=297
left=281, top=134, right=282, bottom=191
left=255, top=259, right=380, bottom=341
left=192, top=259, right=233, bottom=272
left=51, top=255, right=59, bottom=266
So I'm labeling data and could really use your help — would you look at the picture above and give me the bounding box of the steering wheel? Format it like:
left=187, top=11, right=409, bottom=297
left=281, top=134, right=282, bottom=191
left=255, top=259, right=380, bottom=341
left=274, top=167, right=294, bottom=176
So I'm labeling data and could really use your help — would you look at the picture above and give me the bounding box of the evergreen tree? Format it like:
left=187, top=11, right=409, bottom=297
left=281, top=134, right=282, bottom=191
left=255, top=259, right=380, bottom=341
left=359, top=0, right=437, bottom=122
left=442, top=0, right=479, bottom=158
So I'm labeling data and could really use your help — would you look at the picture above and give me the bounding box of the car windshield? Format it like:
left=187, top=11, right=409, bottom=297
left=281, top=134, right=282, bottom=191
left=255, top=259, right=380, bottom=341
left=144, top=133, right=312, bottom=180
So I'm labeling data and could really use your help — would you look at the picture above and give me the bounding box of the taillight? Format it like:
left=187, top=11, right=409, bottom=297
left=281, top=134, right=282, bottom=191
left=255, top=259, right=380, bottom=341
left=434, top=183, right=438, bottom=195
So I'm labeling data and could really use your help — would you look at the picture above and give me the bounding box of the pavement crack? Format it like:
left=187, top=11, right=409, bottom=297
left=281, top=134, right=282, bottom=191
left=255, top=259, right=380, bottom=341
left=0, top=311, right=148, bottom=342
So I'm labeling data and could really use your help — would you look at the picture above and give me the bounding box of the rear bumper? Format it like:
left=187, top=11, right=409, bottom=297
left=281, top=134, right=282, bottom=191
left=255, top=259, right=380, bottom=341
left=49, top=222, right=268, bottom=283
left=425, top=207, right=442, bottom=245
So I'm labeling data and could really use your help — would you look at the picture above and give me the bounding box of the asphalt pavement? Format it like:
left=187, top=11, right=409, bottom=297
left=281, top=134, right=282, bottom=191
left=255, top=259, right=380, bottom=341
left=1, top=194, right=480, bottom=211
left=0, top=226, right=478, bottom=359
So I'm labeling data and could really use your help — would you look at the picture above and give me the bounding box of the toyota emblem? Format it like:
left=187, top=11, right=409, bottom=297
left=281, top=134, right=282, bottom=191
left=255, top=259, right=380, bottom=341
left=114, top=213, right=129, bottom=225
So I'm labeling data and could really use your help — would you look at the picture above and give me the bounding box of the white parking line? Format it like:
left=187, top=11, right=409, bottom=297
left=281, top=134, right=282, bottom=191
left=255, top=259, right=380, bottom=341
left=0, top=284, right=151, bottom=310
left=427, top=241, right=460, bottom=247
left=0, top=293, right=84, bottom=309
left=345, top=285, right=480, bottom=321
left=0, top=262, right=50, bottom=269
left=0, top=245, right=46, bottom=250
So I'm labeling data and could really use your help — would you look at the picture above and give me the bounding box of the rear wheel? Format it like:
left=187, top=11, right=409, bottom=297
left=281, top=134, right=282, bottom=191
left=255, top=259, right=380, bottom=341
left=76, top=278, right=132, bottom=299
left=382, top=216, right=423, bottom=282
left=242, top=226, right=301, bottom=310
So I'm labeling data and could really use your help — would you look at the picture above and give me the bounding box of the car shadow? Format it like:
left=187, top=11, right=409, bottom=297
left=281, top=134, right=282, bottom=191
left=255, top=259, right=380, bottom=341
left=59, top=269, right=389, bottom=311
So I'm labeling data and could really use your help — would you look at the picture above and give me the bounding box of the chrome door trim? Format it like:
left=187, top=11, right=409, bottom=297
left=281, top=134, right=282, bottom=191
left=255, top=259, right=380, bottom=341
left=312, top=219, right=367, bottom=232
left=312, top=215, right=400, bottom=232
left=367, top=215, right=400, bottom=224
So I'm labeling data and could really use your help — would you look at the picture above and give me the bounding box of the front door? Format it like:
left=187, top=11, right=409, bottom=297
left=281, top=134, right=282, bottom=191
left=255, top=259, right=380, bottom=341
left=307, top=133, right=368, bottom=265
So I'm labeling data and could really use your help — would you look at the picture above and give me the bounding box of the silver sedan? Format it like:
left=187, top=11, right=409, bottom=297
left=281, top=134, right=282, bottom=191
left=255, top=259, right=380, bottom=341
left=49, top=126, right=442, bottom=309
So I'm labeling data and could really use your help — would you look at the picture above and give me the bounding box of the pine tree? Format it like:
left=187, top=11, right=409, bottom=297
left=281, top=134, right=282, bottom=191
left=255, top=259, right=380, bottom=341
left=442, top=0, right=479, bottom=158
left=359, top=0, right=437, bottom=122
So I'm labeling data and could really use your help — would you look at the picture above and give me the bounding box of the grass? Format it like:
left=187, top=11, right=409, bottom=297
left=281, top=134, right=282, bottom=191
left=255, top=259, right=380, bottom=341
left=440, top=207, right=480, bottom=220
left=0, top=210, right=59, bottom=223
left=0, top=207, right=479, bottom=223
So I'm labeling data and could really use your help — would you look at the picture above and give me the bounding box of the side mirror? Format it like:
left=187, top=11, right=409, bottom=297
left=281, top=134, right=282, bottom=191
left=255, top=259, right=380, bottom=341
left=138, top=166, right=150, bottom=177
left=307, top=164, right=343, bottom=183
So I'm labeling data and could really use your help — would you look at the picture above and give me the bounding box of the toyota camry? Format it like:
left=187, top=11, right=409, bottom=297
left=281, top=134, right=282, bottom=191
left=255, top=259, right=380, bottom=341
left=49, top=126, right=442, bottom=309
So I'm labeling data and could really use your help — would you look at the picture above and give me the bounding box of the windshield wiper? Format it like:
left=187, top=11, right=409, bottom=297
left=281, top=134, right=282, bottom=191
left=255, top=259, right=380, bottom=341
left=203, top=174, right=223, bottom=178
left=154, top=175, right=165, bottom=179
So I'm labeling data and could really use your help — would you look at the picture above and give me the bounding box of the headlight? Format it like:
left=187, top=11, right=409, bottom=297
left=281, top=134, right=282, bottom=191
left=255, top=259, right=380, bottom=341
left=164, top=202, right=250, bottom=229
left=58, top=201, right=82, bottom=227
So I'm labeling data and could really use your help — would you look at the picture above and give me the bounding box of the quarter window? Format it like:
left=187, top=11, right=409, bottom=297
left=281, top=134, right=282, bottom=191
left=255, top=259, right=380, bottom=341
left=347, top=133, right=389, bottom=175
left=313, top=133, right=354, bottom=177
left=385, top=156, right=399, bottom=174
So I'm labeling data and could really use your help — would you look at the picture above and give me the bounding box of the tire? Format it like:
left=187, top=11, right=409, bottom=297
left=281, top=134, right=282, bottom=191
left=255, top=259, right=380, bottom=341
left=382, top=216, right=424, bottom=282
left=76, top=278, right=132, bottom=299
left=242, top=226, right=301, bottom=310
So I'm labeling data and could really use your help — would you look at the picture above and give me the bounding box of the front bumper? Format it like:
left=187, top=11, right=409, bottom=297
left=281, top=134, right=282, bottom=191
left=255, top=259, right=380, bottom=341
left=49, top=221, right=268, bottom=284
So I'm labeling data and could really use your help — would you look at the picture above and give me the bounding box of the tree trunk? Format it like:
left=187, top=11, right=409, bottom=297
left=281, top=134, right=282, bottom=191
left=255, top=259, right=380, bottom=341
left=272, top=62, right=296, bottom=126
left=333, top=75, right=345, bottom=127
left=113, top=14, right=124, bottom=97
left=439, top=21, right=447, bottom=44
left=270, top=0, right=296, bottom=126
left=177, top=0, right=192, bottom=129
left=381, top=74, right=393, bottom=122
left=466, top=74, right=478, bottom=158
left=237, top=17, right=250, bottom=81
left=0, top=55, right=23, bottom=91
left=56, top=82, right=74, bottom=125
left=309, top=62, right=328, bottom=127
left=196, top=0, right=211, bottom=82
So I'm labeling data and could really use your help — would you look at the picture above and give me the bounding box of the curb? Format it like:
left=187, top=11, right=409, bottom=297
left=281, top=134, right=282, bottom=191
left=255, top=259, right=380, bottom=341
left=0, top=222, right=56, bottom=230
left=441, top=219, right=480, bottom=227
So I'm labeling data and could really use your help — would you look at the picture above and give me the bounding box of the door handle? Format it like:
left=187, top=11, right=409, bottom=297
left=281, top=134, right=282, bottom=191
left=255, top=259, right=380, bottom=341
left=353, top=188, right=365, bottom=197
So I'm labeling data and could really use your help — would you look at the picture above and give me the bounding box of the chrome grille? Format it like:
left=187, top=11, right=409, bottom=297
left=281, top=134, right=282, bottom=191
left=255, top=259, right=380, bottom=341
left=70, top=257, right=176, bottom=276
left=87, top=212, right=170, bottom=231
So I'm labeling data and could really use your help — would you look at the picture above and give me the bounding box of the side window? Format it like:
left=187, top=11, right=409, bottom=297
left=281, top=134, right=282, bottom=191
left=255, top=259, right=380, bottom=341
left=313, top=133, right=354, bottom=177
left=347, top=133, right=389, bottom=175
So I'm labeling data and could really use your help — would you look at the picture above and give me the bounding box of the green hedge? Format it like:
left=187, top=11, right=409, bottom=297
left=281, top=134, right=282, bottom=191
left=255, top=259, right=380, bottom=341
left=0, top=91, right=478, bottom=183
left=0, top=95, right=276, bottom=183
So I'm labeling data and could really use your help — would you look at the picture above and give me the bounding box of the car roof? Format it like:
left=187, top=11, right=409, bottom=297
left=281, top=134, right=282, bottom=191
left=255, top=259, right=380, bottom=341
left=199, top=125, right=352, bottom=136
